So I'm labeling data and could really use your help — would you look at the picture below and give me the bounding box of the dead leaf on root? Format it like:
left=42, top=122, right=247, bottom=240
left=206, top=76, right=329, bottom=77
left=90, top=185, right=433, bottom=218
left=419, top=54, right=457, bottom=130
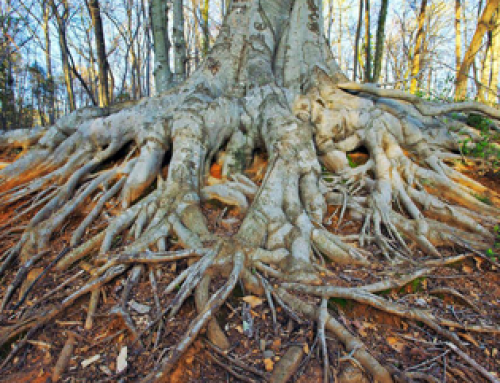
left=242, top=295, right=263, bottom=308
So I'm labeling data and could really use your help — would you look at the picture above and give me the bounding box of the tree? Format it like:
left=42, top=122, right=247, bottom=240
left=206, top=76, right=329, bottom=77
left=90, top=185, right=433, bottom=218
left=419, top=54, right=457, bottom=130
left=42, top=0, right=55, bottom=124
left=490, top=5, right=500, bottom=103
left=173, top=0, right=187, bottom=82
left=87, top=0, right=110, bottom=107
left=353, top=0, right=363, bottom=81
left=410, top=0, right=427, bottom=94
left=372, top=0, right=388, bottom=83
left=150, top=0, right=172, bottom=92
left=455, top=0, right=499, bottom=100
left=1, top=0, right=500, bottom=382
left=363, top=0, right=371, bottom=82
left=201, top=0, right=210, bottom=56
left=50, top=0, right=76, bottom=111
left=455, top=0, right=463, bottom=75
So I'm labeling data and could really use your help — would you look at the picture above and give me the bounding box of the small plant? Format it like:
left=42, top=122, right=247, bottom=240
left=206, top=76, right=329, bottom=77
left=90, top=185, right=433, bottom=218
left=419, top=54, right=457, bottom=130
left=485, top=226, right=500, bottom=261
left=460, top=115, right=500, bottom=169
left=474, top=194, right=493, bottom=205
left=347, top=154, right=359, bottom=168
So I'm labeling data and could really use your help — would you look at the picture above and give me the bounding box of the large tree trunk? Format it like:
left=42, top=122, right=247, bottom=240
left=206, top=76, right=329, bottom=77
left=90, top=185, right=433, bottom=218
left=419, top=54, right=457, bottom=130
left=1, top=1, right=500, bottom=382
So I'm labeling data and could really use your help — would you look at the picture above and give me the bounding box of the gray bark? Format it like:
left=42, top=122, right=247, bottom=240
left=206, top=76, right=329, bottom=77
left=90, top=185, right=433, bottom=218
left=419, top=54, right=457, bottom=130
left=372, top=0, right=388, bottom=82
left=150, top=0, right=172, bottom=93
left=173, top=0, right=187, bottom=81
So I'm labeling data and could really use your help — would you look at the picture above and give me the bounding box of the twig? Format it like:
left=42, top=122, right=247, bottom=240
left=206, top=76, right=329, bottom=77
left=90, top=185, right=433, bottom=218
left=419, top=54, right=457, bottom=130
left=207, top=353, right=257, bottom=383
left=204, top=341, right=268, bottom=379
left=446, top=342, right=500, bottom=383
left=30, top=270, right=85, bottom=306
left=256, top=273, right=278, bottom=334
left=14, top=247, right=73, bottom=310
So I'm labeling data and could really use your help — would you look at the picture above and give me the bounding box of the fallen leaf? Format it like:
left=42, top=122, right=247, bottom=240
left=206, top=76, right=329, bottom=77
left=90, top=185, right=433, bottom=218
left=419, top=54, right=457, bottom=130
left=81, top=354, right=101, bottom=368
left=264, top=358, right=274, bottom=372
left=210, top=163, right=223, bottom=179
left=357, top=322, right=377, bottom=337
left=303, top=343, right=309, bottom=354
left=462, top=265, right=473, bottom=274
left=116, top=346, right=128, bottom=374
left=473, top=256, right=485, bottom=271
left=386, top=336, right=405, bottom=352
left=242, top=295, right=263, bottom=308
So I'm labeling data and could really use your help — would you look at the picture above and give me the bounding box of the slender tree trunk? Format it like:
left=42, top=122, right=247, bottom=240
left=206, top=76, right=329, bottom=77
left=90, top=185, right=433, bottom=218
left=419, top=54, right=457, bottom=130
left=136, top=2, right=143, bottom=98
left=42, top=0, right=55, bottom=125
left=353, top=0, right=363, bottom=81
left=455, top=0, right=499, bottom=100
left=337, top=1, right=343, bottom=69
left=363, top=0, right=371, bottom=82
left=86, top=26, right=98, bottom=102
left=150, top=0, right=172, bottom=93
left=488, top=5, right=500, bottom=103
left=479, top=34, right=492, bottom=102
left=372, top=0, right=388, bottom=83
left=410, top=0, right=427, bottom=94
left=143, top=0, right=152, bottom=97
left=191, top=0, right=201, bottom=68
left=455, top=0, right=463, bottom=74
left=326, top=0, right=333, bottom=46
left=0, top=47, right=16, bottom=130
left=51, top=0, right=76, bottom=112
left=173, top=0, right=187, bottom=82
left=201, top=0, right=210, bottom=56
left=87, top=0, right=109, bottom=107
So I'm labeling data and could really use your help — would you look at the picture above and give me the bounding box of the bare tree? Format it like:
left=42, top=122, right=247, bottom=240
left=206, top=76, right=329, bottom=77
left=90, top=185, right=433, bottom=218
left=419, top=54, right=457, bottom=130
left=455, top=0, right=499, bottom=100
left=50, top=0, right=75, bottom=111
left=87, top=0, right=110, bottom=107
left=353, top=0, right=363, bottom=81
left=150, top=0, right=172, bottom=92
left=410, top=0, right=428, bottom=94
left=372, top=0, right=389, bottom=83
left=173, top=0, right=187, bottom=81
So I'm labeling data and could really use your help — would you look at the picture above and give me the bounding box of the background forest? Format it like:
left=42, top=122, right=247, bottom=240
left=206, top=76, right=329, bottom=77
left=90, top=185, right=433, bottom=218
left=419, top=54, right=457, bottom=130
left=1, top=0, right=499, bottom=132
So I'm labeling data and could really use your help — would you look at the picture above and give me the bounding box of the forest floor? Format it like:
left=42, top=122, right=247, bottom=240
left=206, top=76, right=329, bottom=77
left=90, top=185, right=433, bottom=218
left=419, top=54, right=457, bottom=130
left=0, top=146, right=499, bottom=383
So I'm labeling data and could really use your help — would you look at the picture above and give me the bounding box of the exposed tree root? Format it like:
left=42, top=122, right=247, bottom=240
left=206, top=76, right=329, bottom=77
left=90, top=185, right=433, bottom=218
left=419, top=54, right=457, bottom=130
left=1, top=0, right=499, bottom=381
